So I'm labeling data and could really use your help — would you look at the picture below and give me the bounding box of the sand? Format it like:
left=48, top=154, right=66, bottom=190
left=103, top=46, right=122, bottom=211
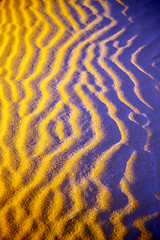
left=0, top=0, right=160, bottom=239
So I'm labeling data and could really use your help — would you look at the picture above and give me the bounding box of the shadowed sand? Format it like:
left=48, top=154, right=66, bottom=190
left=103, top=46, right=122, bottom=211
left=0, top=0, right=160, bottom=239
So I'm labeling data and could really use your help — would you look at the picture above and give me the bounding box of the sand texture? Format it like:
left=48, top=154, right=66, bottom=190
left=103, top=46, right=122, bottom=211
left=0, top=0, right=160, bottom=239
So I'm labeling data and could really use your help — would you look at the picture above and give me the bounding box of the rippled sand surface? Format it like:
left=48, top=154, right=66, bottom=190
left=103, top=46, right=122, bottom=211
left=0, top=0, right=160, bottom=239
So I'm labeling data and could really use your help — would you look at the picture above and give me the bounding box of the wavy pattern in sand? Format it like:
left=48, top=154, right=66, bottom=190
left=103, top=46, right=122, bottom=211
left=0, top=0, right=160, bottom=239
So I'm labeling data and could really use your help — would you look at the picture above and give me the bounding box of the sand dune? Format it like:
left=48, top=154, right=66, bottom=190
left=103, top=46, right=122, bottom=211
left=0, top=0, right=160, bottom=239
